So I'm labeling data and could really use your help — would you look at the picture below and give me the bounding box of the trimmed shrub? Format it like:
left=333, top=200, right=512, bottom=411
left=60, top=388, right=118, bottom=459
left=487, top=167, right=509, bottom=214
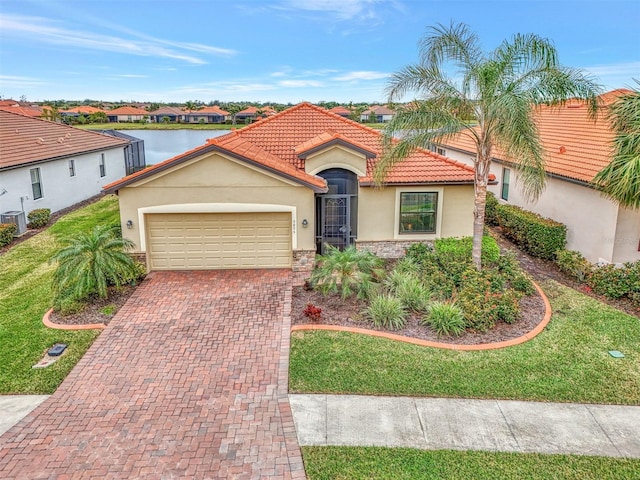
left=423, top=301, right=466, bottom=336
left=484, top=191, right=500, bottom=226
left=555, top=249, right=592, bottom=282
left=0, top=223, right=17, bottom=247
left=510, top=272, right=536, bottom=295
left=404, top=242, right=434, bottom=264
left=496, top=204, right=566, bottom=259
left=365, top=294, right=407, bottom=330
left=435, top=236, right=501, bottom=266
left=27, top=208, right=51, bottom=228
left=587, top=264, right=631, bottom=299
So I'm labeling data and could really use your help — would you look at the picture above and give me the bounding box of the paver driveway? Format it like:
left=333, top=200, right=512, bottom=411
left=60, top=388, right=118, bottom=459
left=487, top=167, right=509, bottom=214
left=0, top=270, right=305, bottom=479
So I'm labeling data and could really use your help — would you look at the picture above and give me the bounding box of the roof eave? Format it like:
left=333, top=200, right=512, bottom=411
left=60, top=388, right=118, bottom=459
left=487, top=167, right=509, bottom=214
left=297, top=138, right=376, bottom=160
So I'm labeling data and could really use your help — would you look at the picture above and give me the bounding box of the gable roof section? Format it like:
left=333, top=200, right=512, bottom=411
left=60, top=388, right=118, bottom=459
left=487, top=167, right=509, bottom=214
left=107, top=106, right=148, bottom=115
left=0, top=110, right=128, bottom=170
left=294, top=130, right=376, bottom=159
left=104, top=102, right=476, bottom=193
left=441, top=92, right=622, bottom=184
left=149, top=106, right=184, bottom=116
left=196, top=106, right=229, bottom=115
left=63, top=106, right=106, bottom=115
left=0, top=105, right=43, bottom=118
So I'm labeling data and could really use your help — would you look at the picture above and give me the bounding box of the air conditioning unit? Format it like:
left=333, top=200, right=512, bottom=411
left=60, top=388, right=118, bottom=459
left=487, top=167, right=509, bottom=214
left=1, top=211, right=27, bottom=236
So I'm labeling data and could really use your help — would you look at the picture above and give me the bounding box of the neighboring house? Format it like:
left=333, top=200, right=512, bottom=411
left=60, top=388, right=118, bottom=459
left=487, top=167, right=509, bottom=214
left=104, top=102, right=476, bottom=272
left=439, top=89, right=640, bottom=264
left=149, top=107, right=185, bottom=123
left=235, top=106, right=277, bottom=123
left=96, top=130, right=146, bottom=175
left=0, top=110, right=129, bottom=221
left=107, top=106, right=148, bottom=123
left=0, top=102, right=43, bottom=118
left=183, top=105, right=230, bottom=124
left=327, top=106, right=352, bottom=118
left=360, top=105, right=395, bottom=123
left=60, top=106, right=106, bottom=120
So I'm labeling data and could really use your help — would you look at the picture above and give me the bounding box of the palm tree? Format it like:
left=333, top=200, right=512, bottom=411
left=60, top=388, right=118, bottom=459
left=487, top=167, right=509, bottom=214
left=377, top=22, right=601, bottom=269
left=593, top=84, right=640, bottom=208
left=51, top=225, right=139, bottom=302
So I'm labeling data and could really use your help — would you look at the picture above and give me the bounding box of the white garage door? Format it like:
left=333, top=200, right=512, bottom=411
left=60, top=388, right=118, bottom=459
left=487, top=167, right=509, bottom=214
left=146, top=212, right=292, bottom=270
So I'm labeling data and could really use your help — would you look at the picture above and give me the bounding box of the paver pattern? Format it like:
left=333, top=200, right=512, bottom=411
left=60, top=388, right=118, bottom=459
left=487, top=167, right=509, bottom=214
left=0, top=270, right=305, bottom=479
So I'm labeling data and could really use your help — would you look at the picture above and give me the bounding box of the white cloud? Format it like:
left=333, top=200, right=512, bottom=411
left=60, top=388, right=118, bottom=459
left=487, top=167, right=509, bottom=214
left=279, top=0, right=391, bottom=21
left=334, top=70, right=389, bottom=81
left=278, top=80, right=324, bottom=88
left=0, top=14, right=237, bottom=65
left=0, top=75, right=46, bottom=89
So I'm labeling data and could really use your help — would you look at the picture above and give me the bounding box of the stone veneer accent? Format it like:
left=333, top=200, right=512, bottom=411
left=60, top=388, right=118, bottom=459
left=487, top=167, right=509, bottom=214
left=356, top=240, right=432, bottom=258
left=292, top=249, right=316, bottom=272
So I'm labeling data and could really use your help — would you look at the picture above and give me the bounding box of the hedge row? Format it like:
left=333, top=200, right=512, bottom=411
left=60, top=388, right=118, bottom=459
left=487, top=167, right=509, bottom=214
left=27, top=208, right=51, bottom=228
left=485, top=192, right=566, bottom=260
left=0, top=223, right=17, bottom=247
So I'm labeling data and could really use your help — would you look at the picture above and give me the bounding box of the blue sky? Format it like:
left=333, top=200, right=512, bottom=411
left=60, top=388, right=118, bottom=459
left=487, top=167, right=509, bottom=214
left=1, top=0, right=638, bottom=104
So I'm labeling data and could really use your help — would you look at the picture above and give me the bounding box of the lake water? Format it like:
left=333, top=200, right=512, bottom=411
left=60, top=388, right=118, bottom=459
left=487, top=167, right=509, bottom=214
left=120, top=129, right=231, bottom=165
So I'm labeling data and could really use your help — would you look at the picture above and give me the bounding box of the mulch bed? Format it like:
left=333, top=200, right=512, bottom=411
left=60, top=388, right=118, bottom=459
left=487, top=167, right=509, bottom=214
left=48, top=285, right=137, bottom=326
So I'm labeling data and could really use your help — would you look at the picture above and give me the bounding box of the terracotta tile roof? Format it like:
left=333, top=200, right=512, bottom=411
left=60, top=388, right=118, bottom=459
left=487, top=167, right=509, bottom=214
left=327, top=106, right=352, bottom=116
left=0, top=105, right=43, bottom=118
left=196, top=106, right=229, bottom=115
left=0, top=100, right=20, bottom=107
left=107, top=106, right=148, bottom=115
left=441, top=90, right=626, bottom=184
left=363, top=105, right=395, bottom=115
left=104, top=102, right=476, bottom=193
left=64, top=106, right=106, bottom=114
left=237, top=106, right=276, bottom=116
left=149, top=106, right=184, bottom=115
left=0, top=110, right=128, bottom=170
left=294, top=130, right=376, bottom=158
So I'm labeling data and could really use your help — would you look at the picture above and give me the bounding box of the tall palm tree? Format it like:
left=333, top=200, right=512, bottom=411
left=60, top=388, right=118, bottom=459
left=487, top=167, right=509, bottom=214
left=51, top=225, right=138, bottom=302
left=593, top=84, right=640, bottom=209
left=377, top=22, right=601, bottom=269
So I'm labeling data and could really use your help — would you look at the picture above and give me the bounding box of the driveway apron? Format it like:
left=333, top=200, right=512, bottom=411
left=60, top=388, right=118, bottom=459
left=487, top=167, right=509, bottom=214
left=0, top=270, right=305, bottom=479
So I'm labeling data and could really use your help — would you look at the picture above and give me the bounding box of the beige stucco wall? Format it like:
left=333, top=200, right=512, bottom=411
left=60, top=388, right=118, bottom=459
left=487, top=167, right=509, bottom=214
left=304, top=146, right=367, bottom=177
left=445, top=147, right=640, bottom=264
left=117, top=152, right=316, bottom=252
left=612, top=207, right=640, bottom=264
left=358, top=184, right=474, bottom=241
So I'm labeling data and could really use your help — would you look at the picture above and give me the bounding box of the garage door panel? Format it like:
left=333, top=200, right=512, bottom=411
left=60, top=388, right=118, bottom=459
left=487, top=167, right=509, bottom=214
left=146, top=212, right=292, bottom=270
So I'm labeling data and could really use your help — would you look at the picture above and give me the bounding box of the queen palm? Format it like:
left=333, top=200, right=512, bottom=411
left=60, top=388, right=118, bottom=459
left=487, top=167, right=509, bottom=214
left=51, top=225, right=138, bottom=302
left=593, top=84, right=640, bottom=208
left=377, top=22, right=601, bottom=269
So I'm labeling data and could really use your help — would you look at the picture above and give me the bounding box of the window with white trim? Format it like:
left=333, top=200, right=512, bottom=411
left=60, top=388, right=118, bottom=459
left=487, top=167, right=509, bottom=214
left=99, top=153, right=106, bottom=177
left=30, top=167, right=43, bottom=200
left=399, top=192, right=438, bottom=234
left=501, top=167, right=511, bottom=201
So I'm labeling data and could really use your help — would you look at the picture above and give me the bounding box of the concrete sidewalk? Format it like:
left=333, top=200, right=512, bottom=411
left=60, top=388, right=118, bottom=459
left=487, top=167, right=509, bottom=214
left=290, top=394, right=640, bottom=458
left=0, top=395, right=49, bottom=437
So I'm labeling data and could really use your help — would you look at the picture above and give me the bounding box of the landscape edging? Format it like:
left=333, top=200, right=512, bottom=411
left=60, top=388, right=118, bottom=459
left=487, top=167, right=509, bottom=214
left=291, top=280, right=552, bottom=351
left=42, top=308, right=106, bottom=330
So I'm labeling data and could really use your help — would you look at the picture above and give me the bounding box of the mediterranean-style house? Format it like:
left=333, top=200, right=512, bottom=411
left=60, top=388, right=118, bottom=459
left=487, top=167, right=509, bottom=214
left=235, top=106, right=277, bottom=123
left=104, top=103, right=477, bottom=272
left=0, top=110, right=129, bottom=226
left=439, top=89, right=640, bottom=265
left=148, top=107, right=185, bottom=123
left=360, top=105, right=396, bottom=123
left=107, top=106, right=148, bottom=123
left=184, top=106, right=229, bottom=124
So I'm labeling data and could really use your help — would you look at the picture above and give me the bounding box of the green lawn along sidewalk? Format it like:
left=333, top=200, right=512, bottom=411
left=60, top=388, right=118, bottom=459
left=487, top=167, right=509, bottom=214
left=290, top=280, right=640, bottom=405
left=301, top=447, right=640, bottom=480
left=0, top=196, right=120, bottom=394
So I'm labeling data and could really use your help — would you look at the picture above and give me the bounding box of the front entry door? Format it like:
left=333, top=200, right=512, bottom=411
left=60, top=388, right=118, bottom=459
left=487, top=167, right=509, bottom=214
left=320, top=195, right=352, bottom=253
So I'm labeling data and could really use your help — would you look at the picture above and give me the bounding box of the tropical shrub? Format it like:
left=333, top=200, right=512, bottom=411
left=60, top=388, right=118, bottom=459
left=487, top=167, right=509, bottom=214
left=0, top=223, right=16, bottom=247
left=555, top=249, right=592, bottom=282
left=395, top=275, right=431, bottom=312
left=495, top=204, right=566, bottom=259
left=434, top=236, right=501, bottom=266
left=51, top=224, right=140, bottom=308
left=510, top=271, right=536, bottom=295
left=587, top=263, right=632, bottom=299
left=484, top=191, right=500, bottom=226
left=27, top=208, right=51, bottom=228
left=365, top=294, right=407, bottom=330
left=423, top=301, right=466, bottom=336
left=303, top=303, right=322, bottom=322
left=310, top=245, right=384, bottom=299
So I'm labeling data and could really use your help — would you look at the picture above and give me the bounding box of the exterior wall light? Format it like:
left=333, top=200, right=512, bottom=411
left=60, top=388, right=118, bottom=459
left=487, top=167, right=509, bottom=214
left=301, top=219, right=308, bottom=228
left=126, top=220, right=133, bottom=229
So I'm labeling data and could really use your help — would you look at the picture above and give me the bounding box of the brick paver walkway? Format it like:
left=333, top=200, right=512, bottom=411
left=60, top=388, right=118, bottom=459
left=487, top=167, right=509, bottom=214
left=0, top=270, right=305, bottom=479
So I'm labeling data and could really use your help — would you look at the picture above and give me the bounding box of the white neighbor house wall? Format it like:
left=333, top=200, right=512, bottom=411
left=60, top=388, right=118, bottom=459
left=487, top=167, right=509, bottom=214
left=444, top=147, right=640, bottom=264
left=0, top=147, right=126, bottom=214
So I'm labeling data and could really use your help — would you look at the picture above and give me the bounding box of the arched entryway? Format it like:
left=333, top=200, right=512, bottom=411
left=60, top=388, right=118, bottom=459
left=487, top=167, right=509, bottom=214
left=315, top=168, right=358, bottom=254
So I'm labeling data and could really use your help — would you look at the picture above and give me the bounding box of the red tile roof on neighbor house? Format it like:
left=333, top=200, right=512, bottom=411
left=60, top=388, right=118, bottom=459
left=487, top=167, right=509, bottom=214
left=327, top=106, right=352, bottom=116
left=0, top=105, right=43, bottom=118
left=107, top=106, right=149, bottom=115
left=63, top=106, right=106, bottom=114
left=104, top=102, right=476, bottom=193
left=441, top=90, right=629, bottom=184
left=196, top=105, right=229, bottom=115
left=0, top=110, right=128, bottom=170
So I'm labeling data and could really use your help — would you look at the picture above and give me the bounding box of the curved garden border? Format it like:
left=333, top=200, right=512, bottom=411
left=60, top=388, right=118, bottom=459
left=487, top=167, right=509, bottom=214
left=291, top=281, right=551, bottom=351
left=42, top=308, right=106, bottom=330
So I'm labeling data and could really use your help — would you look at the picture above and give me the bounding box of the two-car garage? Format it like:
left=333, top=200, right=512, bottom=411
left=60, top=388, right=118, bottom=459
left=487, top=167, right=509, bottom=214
left=145, top=212, right=292, bottom=270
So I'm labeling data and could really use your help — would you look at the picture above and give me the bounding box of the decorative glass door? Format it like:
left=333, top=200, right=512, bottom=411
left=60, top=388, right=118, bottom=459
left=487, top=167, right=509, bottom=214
left=315, top=169, right=358, bottom=254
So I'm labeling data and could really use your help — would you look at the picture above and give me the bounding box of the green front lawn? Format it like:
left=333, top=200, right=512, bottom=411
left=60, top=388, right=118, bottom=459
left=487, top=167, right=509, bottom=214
left=302, top=447, right=640, bottom=480
left=0, top=196, right=120, bottom=394
left=290, top=281, right=640, bottom=405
